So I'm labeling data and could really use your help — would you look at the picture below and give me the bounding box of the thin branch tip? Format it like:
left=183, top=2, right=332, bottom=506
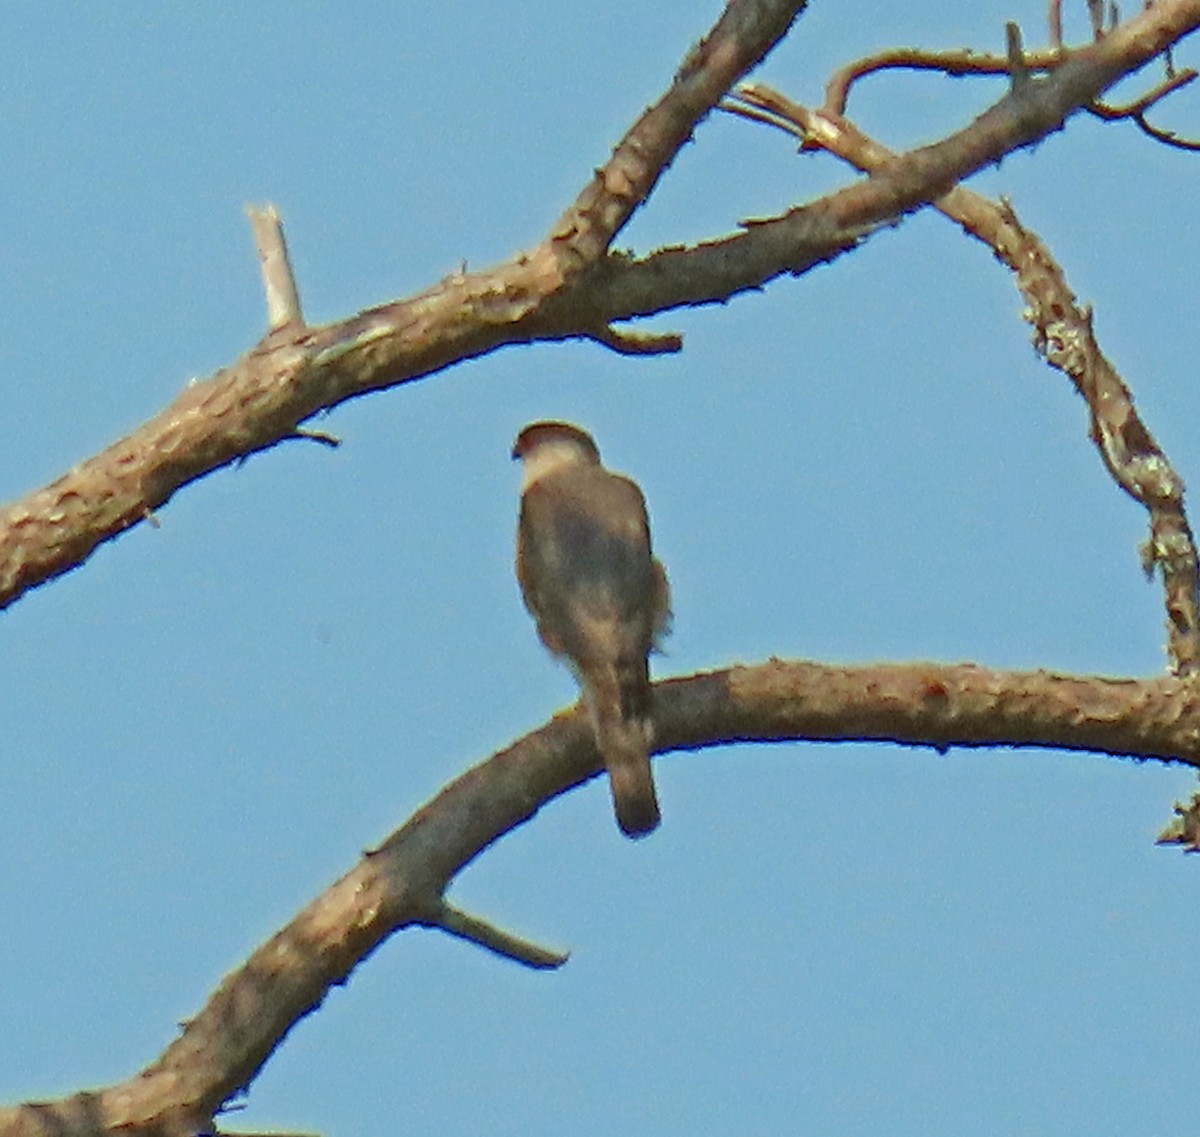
left=218, top=1132, right=321, bottom=1137
left=1049, top=0, right=1064, bottom=49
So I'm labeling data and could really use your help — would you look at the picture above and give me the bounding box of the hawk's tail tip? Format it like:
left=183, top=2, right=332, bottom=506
left=616, top=796, right=661, bottom=839
left=606, top=743, right=661, bottom=838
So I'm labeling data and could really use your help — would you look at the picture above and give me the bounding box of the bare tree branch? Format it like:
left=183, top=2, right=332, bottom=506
left=1087, top=65, right=1200, bottom=146
left=587, top=0, right=1200, bottom=322
left=725, top=82, right=1200, bottom=675
left=5, top=3, right=1200, bottom=1134
left=3, top=659, right=1198, bottom=1137
left=0, top=2, right=1196, bottom=617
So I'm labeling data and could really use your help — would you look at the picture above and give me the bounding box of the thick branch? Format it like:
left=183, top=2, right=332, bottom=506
left=4, top=659, right=1199, bottom=1136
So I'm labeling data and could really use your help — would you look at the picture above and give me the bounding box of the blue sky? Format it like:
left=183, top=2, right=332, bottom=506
left=1, top=3, right=1198, bottom=1134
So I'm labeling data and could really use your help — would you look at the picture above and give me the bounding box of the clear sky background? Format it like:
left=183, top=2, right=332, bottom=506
left=1, top=3, right=1198, bottom=1135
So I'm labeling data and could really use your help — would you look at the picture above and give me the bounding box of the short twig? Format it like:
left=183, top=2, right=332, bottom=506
left=588, top=325, right=684, bottom=355
left=431, top=903, right=569, bottom=970
left=288, top=427, right=342, bottom=448
left=246, top=203, right=304, bottom=331
left=1006, top=22, right=1032, bottom=93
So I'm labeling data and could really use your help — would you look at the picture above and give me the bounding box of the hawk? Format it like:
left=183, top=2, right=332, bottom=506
left=512, top=421, right=671, bottom=837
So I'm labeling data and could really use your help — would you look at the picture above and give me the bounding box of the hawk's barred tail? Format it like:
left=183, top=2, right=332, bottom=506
left=588, top=660, right=661, bottom=837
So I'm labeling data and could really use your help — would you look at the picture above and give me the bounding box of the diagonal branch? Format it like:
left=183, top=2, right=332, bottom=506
left=4, top=659, right=1200, bottom=1137
left=725, top=83, right=1200, bottom=675
left=551, top=0, right=810, bottom=266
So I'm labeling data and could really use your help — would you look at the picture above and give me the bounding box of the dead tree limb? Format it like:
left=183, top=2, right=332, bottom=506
left=1, top=0, right=1197, bottom=614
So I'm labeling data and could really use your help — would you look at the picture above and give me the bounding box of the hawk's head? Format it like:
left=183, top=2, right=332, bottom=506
left=512, top=421, right=601, bottom=488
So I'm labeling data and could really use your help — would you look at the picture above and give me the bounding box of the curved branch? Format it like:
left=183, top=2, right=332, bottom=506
left=1130, top=108, right=1200, bottom=149
left=4, top=659, right=1198, bottom=1136
left=824, top=43, right=1067, bottom=116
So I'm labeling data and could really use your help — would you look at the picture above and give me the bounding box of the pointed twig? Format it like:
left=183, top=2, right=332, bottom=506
left=1006, top=22, right=1031, bottom=93
left=289, top=427, right=342, bottom=448
left=430, top=903, right=570, bottom=970
left=247, top=204, right=304, bottom=331
left=588, top=325, right=683, bottom=355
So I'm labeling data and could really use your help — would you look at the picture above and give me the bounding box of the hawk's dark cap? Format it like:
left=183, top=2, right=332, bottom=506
left=511, top=420, right=600, bottom=462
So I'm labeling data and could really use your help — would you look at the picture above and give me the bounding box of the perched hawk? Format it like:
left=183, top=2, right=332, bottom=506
left=512, top=421, right=671, bottom=838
